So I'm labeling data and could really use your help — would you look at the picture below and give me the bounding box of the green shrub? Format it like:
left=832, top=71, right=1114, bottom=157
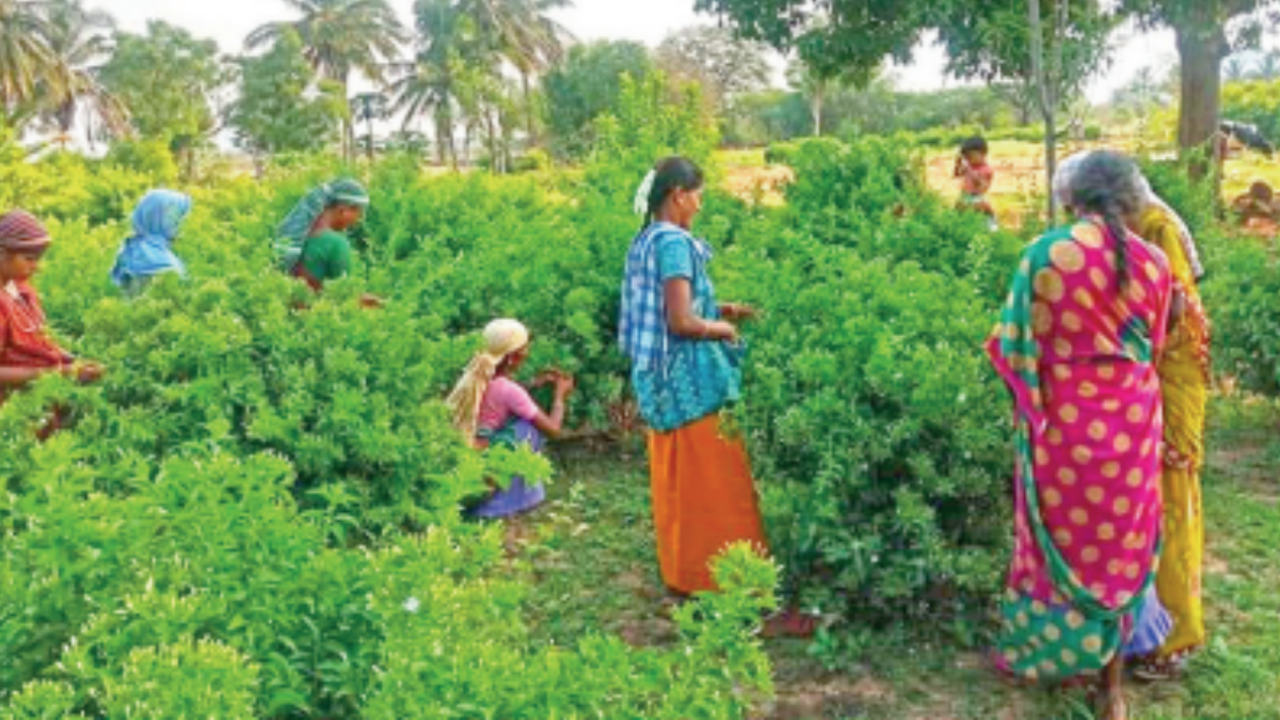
left=780, top=136, right=1024, bottom=293
left=1203, top=240, right=1280, bottom=396
left=0, top=67, right=779, bottom=719
left=514, top=147, right=553, bottom=173
left=366, top=541, right=776, bottom=717
left=764, top=141, right=801, bottom=166
left=103, top=139, right=179, bottom=185
left=103, top=641, right=259, bottom=719
left=722, top=236, right=1011, bottom=618
left=0, top=681, right=81, bottom=720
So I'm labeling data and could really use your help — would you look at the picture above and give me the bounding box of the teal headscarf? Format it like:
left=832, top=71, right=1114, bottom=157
left=274, top=179, right=370, bottom=272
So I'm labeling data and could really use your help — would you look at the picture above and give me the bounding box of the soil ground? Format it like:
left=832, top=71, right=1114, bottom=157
left=512, top=396, right=1280, bottom=718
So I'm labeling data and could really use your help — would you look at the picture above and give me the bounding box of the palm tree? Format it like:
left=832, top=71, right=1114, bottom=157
left=351, top=90, right=388, bottom=161
left=38, top=0, right=129, bottom=144
left=391, top=0, right=475, bottom=167
left=0, top=0, right=65, bottom=112
left=246, top=0, right=407, bottom=159
left=464, top=0, right=572, bottom=143
left=787, top=59, right=848, bottom=137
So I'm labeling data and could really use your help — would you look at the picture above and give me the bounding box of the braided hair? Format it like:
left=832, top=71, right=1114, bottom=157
left=1065, top=151, right=1144, bottom=291
left=641, top=156, right=704, bottom=229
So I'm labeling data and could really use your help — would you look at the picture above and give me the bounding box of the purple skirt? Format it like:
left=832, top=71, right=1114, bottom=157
left=1123, top=585, right=1173, bottom=659
left=469, top=418, right=547, bottom=519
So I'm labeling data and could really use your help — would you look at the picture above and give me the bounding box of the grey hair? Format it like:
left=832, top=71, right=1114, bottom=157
left=1066, top=151, right=1144, bottom=290
left=1052, top=151, right=1094, bottom=212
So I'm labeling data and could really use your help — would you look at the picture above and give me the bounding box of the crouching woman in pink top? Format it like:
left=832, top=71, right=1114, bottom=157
left=447, top=319, right=576, bottom=518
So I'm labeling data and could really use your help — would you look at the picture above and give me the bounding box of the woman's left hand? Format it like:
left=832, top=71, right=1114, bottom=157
left=720, top=303, right=759, bottom=322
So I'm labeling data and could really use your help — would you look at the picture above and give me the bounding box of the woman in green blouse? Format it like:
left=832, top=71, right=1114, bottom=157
left=275, top=179, right=369, bottom=291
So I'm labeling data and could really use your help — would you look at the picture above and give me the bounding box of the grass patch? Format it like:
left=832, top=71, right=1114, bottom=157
left=515, top=397, right=1280, bottom=718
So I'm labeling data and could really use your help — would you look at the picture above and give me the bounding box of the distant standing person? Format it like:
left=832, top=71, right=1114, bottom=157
left=955, top=136, right=997, bottom=229
left=619, top=156, right=812, bottom=636
left=446, top=318, right=575, bottom=519
left=110, top=189, right=193, bottom=296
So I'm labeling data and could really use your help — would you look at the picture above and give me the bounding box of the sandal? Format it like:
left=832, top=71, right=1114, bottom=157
left=1132, top=655, right=1187, bottom=682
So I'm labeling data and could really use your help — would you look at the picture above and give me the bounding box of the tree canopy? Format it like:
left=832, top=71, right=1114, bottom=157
left=541, top=40, right=654, bottom=158
left=99, top=21, right=228, bottom=146
left=230, top=29, right=345, bottom=158
left=692, top=0, right=931, bottom=79
left=655, top=26, right=770, bottom=114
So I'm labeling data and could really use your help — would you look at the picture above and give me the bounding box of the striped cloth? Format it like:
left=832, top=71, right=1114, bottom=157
left=0, top=210, right=50, bottom=252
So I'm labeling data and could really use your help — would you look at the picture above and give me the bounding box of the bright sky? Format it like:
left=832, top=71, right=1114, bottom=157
left=99, top=0, right=1181, bottom=104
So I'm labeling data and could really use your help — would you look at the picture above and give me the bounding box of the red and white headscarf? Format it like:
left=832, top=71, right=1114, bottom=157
left=0, top=210, right=51, bottom=253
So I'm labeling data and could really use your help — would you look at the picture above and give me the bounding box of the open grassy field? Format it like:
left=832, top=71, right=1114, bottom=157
left=720, top=141, right=1280, bottom=234
left=511, top=395, right=1280, bottom=719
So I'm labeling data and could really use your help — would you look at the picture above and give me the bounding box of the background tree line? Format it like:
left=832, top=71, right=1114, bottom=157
left=1, top=0, right=1277, bottom=178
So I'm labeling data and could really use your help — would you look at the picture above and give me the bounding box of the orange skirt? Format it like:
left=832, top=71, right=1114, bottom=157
left=648, top=413, right=768, bottom=594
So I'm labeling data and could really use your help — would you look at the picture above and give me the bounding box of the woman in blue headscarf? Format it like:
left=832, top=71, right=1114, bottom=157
left=110, top=190, right=192, bottom=296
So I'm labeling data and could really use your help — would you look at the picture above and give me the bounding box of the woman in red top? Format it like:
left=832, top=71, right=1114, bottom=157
left=0, top=210, right=103, bottom=397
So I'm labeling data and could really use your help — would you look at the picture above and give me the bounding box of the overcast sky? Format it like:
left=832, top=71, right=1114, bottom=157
left=97, top=0, right=1185, bottom=103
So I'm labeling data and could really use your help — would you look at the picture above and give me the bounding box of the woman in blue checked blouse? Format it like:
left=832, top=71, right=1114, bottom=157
left=618, top=156, right=813, bottom=636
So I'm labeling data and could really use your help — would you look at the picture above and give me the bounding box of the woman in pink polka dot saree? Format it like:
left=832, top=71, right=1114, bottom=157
left=986, top=152, right=1175, bottom=717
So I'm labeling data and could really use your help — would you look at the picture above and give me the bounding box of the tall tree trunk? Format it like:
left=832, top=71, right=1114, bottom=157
left=521, top=71, right=536, bottom=147
left=434, top=113, right=447, bottom=166
left=811, top=81, right=825, bottom=137
left=485, top=111, right=496, bottom=172
left=1016, top=99, right=1033, bottom=127
left=1174, top=24, right=1228, bottom=174
left=1029, top=0, right=1059, bottom=225
left=341, top=76, right=355, bottom=163
left=57, top=100, right=75, bottom=136
left=366, top=113, right=375, bottom=164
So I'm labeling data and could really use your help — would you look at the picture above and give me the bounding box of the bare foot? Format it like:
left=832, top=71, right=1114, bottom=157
left=1095, top=690, right=1127, bottom=720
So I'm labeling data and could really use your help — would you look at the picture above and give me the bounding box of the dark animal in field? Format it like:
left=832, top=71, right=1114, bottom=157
left=1221, top=120, right=1276, bottom=156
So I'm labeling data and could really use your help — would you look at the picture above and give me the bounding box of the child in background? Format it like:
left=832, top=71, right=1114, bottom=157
left=954, top=136, right=997, bottom=229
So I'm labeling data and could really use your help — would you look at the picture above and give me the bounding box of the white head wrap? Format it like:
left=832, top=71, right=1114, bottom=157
left=446, top=319, right=531, bottom=441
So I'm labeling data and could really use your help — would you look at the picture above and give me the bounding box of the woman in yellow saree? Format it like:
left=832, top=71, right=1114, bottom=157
left=1132, top=175, right=1211, bottom=680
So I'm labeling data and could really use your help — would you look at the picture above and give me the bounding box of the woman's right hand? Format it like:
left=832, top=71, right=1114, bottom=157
left=711, top=320, right=740, bottom=343
left=554, top=374, right=577, bottom=399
